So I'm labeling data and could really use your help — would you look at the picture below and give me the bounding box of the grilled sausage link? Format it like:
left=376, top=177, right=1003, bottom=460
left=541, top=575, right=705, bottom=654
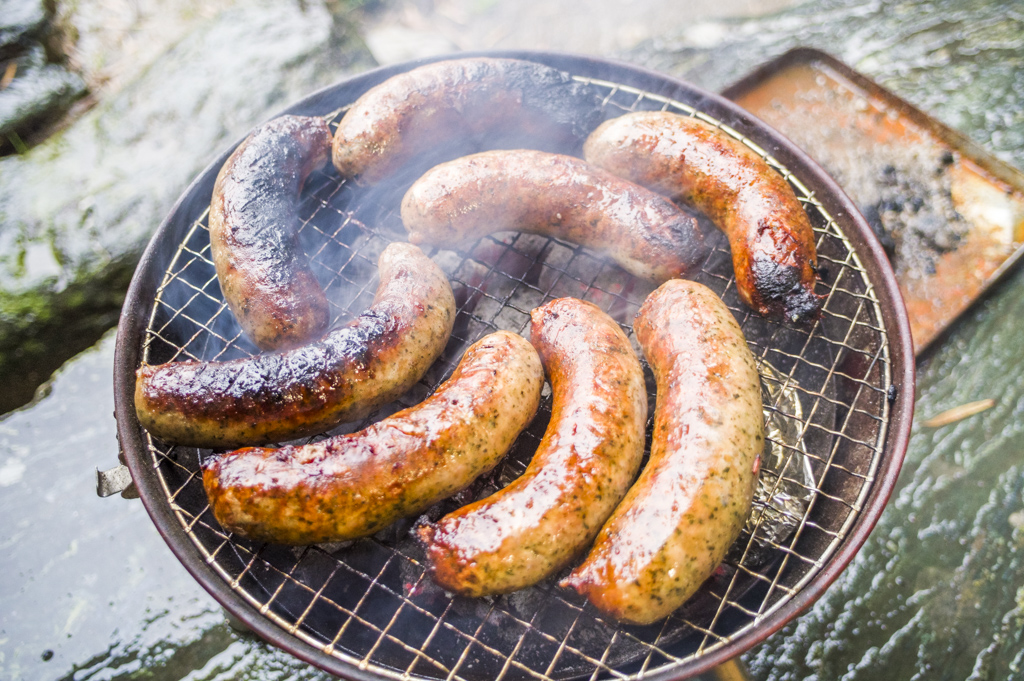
left=203, top=331, right=544, bottom=545
left=419, top=298, right=647, bottom=597
left=332, top=57, right=601, bottom=185
left=562, top=280, right=764, bottom=625
left=584, top=111, right=824, bottom=322
left=135, top=243, right=455, bottom=449
left=402, top=150, right=704, bottom=281
left=210, top=115, right=332, bottom=351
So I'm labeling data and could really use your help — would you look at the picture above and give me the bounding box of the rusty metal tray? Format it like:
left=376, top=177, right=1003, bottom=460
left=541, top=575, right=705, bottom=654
left=722, top=47, right=1024, bottom=355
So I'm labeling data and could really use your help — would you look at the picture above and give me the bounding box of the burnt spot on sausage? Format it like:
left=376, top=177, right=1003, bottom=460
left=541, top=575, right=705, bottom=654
left=748, top=247, right=824, bottom=323
left=139, top=313, right=393, bottom=424
left=135, top=243, right=455, bottom=448
left=333, top=58, right=604, bottom=185
left=490, top=60, right=603, bottom=145
left=210, top=115, right=333, bottom=351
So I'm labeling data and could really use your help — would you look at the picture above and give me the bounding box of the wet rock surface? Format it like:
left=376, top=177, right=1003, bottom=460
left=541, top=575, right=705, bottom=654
left=0, top=332, right=224, bottom=679
left=0, top=0, right=87, bottom=155
left=1, top=0, right=1024, bottom=679
left=0, top=46, right=86, bottom=152
left=0, top=0, right=48, bottom=52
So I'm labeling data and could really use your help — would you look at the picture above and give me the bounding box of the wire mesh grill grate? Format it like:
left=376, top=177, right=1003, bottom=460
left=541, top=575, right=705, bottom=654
left=137, top=75, right=893, bottom=681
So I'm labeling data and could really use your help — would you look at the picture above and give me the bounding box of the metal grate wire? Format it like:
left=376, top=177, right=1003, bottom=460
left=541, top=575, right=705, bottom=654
left=137, top=75, right=893, bottom=681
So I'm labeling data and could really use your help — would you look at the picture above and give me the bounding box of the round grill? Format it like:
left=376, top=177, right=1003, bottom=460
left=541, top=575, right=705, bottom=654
left=113, top=52, right=914, bottom=681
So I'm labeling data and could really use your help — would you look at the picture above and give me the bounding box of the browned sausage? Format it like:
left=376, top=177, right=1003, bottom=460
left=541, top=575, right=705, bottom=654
left=418, top=298, right=647, bottom=596
left=402, top=150, right=704, bottom=281
left=562, top=280, right=763, bottom=624
left=584, top=111, right=824, bottom=322
left=134, top=243, right=455, bottom=449
left=332, top=57, right=602, bottom=185
left=203, top=331, right=544, bottom=545
left=210, top=115, right=332, bottom=351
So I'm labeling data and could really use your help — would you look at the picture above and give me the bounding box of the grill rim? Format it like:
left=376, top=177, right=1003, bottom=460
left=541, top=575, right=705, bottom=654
left=112, top=49, right=915, bottom=680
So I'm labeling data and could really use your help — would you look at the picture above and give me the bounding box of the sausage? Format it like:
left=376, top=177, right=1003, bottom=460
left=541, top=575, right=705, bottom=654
left=203, top=331, right=544, bottom=545
left=402, top=150, right=704, bottom=282
left=332, top=57, right=602, bottom=185
left=134, top=243, right=455, bottom=449
left=562, top=280, right=764, bottom=625
left=583, top=111, right=824, bottom=322
left=419, top=298, right=647, bottom=597
left=210, top=115, right=332, bottom=351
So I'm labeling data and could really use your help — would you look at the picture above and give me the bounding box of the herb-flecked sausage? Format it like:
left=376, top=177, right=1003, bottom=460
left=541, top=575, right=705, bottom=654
left=332, top=57, right=602, bottom=185
left=134, top=243, right=455, bottom=449
left=402, top=150, right=704, bottom=282
left=562, top=280, right=763, bottom=625
left=203, top=331, right=544, bottom=545
left=419, top=298, right=647, bottom=596
left=210, top=115, right=332, bottom=351
left=583, top=111, right=824, bottom=322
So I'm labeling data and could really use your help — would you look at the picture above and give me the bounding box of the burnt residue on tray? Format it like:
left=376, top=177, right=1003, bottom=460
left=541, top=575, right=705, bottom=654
left=865, top=154, right=968, bottom=272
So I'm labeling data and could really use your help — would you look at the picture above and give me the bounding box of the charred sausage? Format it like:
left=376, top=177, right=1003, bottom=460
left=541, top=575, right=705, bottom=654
left=332, top=57, right=602, bottom=185
left=402, top=150, right=704, bottom=281
left=134, top=243, right=455, bottom=449
left=419, top=298, right=647, bottom=597
left=203, top=331, right=544, bottom=545
left=583, top=111, right=824, bottom=322
left=562, top=280, right=763, bottom=625
left=210, top=115, right=332, bottom=351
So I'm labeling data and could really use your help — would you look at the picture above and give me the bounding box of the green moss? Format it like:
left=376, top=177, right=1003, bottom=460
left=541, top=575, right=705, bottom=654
left=0, top=253, right=135, bottom=413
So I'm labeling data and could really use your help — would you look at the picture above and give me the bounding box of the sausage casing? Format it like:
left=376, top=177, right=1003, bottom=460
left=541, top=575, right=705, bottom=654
left=332, top=57, right=601, bottom=185
left=584, top=111, right=823, bottom=322
left=203, top=331, right=543, bottom=545
left=419, top=298, right=647, bottom=597
left=402, top=150, right=704, bottom=281
left=134, top=243, right=455, bottom=449
left=210, top=115, right=332, bottom=351
left=562, top=280, right=763, bottom=625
